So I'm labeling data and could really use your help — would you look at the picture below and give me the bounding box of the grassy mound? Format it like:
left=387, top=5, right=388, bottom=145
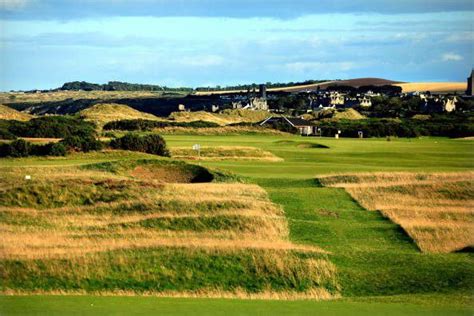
left=79, top=103, right=160, bottom=128
left=0, top=105, right=34, bottom=121
left=0, top=159, right=336, bottom=298
left=320, top=172, right=474, bottom=253
left=171, top=146, right=283, bottom=161
left=169, top=109, right=269, bottom=126
left=332, top=108, right=365, bottom=120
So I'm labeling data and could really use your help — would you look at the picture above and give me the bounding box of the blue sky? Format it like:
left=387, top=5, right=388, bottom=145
left=0, top=0, right=473, bottom=90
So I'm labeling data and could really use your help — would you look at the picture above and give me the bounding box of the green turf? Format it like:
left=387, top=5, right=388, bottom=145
left=164, top=135, right=474, bottom=177
left=0, top=295, right=472, bottom=316
left=163, top=135, right=474, bottom=301
left=1, top=135, right=473, bottom=313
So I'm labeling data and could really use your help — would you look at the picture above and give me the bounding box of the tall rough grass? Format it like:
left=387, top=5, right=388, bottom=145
left=0, top=160, right=336, bottom=298
left=320, top=172, right=474, bottom=253
left=170, top=146, right=283, bottom=161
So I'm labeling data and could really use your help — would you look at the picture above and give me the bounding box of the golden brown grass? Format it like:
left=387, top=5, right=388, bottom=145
left=320, top=172, right=474, bottom=253
left=169, top=109, right=269, bottom=126
left=395, top=82, right=466, bottom=93
left=0, top=165, right=327, bottom=260
left=0, top=90, right=165, bottom=105
left=332, top=108, right=366, bottom=120
left=171, top=146, right=283, bottom=161
left=0, top=159, right=340, bottom=299
left=79, top=103, right=162, bottom=128
left=1, top=288, right=338, bottom=300
left=0, top=104, right=34, bottom=121
left=154, top=125, right=288, bottom=135
left=20, top=137, right=61, bottom=143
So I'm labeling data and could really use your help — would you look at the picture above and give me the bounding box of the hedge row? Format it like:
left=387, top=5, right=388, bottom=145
left=1, top=133, right=170, bottom=158
left=316, top=116, right=474, bottom=138
left=0, top=116, right=97, bottom=139
left=0, top=139, right=66, bottom=157
left=103, top=119, right=219, bottom=131
left=0, top=135, right=103, bottom=158
left=110, top=133, right=169, bottom=156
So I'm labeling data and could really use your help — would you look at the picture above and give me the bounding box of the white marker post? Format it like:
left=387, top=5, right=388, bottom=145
left=192, top=144, right=201, bottom=158
left=25, top=175, right=31, bottom=180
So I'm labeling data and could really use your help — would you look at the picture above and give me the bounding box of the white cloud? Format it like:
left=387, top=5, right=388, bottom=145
left=0, top=0, right=31, bottom=10
left=178, top=55, right=225, bottom=67
left=441, top=52, right=463, bottom=62
left=444, top=32, right=474, bottom=43
left=284, top=61, right=357, bottom=73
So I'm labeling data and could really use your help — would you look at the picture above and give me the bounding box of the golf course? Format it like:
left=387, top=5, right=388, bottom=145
left=1, top=135, right=472, bottom=315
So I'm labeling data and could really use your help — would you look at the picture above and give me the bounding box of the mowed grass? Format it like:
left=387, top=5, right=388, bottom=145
left=163, top=135, right=474, bottom=301
left=163, top=135, right=474, bottom=176
left=1, top=135, right=473, bottom=313
left=1, top=294, right=472, bottom=316
left=320, top=172, right=474, bottom=253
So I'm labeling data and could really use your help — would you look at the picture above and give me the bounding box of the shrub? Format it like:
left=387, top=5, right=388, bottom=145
left=4, top=116, right=96, bottom=138
left=29, top=142, right=67, bottom=156
left=103, top=119, right=220, bottom=131
left=0, top=140, right=67, bottom=158
left=49, top=143, right=67, bottom=156
left=7, top=139, right=30, bottom=157
left=0, top=128, right=17, bottom=140
left=61, top=135, right=103, bottom=152
left=110, top=133, right=169, bottom=156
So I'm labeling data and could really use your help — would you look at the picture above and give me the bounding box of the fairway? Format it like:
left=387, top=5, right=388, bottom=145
left=163, top=135, right=474, bottom=176
left=0, top=295, right=472, bottom=316
left=1, top=135, right=473, bottom=314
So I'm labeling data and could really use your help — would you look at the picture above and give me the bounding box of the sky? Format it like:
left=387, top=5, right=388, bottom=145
left=0, top=0, right=473, bottom=90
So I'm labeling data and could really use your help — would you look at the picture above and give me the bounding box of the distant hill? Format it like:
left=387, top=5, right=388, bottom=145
left=79, top=103, right=161, bottom=128
left=394, top=82, right=466, bottom=93
left=0, top=104, right=34, bottom=121
left=278, top=78, right=403, bottom=93
left=196, top=78, right=403, bottom=95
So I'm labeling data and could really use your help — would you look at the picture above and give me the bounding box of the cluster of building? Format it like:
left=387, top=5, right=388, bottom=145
left=229, top=84, right=269, bottom=111
left=307, top=91, right=373, bottom=110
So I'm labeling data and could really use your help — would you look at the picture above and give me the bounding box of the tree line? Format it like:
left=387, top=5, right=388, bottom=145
left=316, top=114, right=474, bottom=138
left=60, top=81, right=193, bottom=92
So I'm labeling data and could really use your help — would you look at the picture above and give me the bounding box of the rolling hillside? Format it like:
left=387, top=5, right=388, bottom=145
left=195, top=78, right=402, bottom=95
left=79, top=103, right=161, bottom=127
left=0, top=157, right=338, bottom=299
left=169, top=109, right=269, bottom=126
left=395, top=82, right=466, bottom=93
left=0, top=105, right=34, bottom=121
